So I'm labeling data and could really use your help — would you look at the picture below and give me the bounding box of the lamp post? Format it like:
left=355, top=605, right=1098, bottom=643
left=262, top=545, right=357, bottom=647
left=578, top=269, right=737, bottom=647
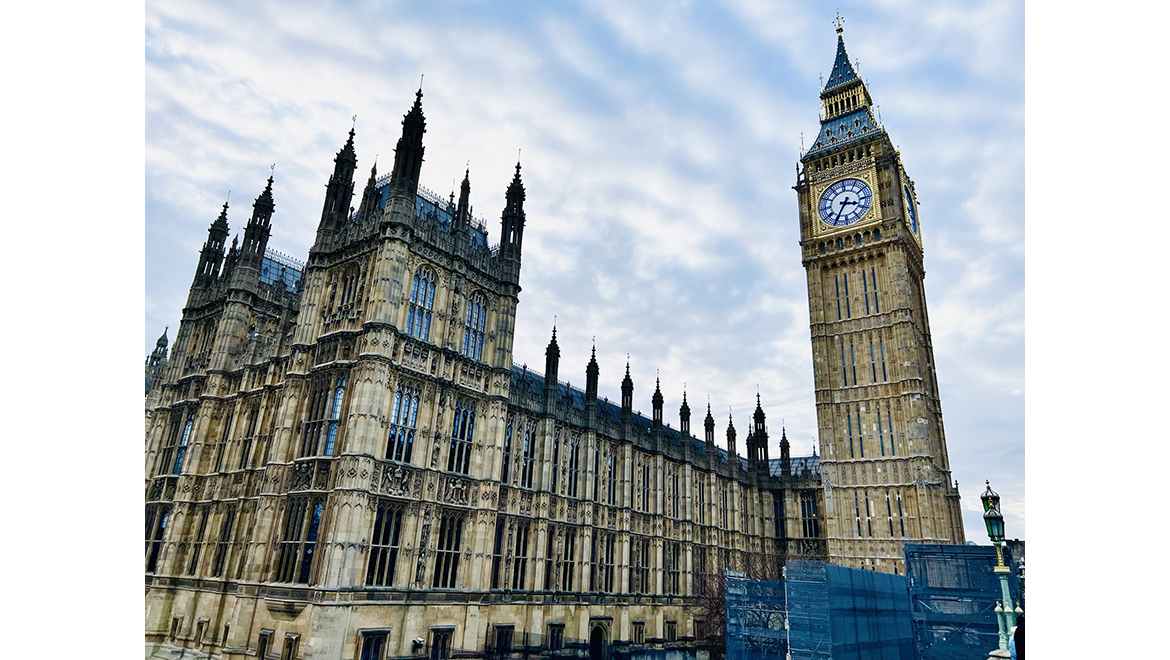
left=981, top=481, right=1017, bottom=651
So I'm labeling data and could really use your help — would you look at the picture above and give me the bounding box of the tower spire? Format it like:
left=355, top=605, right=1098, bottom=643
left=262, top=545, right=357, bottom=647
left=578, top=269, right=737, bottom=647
left=499, top=159, right=526, bottom=280
left=389, top=87, right=426, bottom=199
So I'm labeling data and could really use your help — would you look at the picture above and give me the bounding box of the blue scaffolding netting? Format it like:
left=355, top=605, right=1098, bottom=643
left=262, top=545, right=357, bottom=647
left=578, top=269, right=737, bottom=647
left=904, top=544, right=1020, bottom=660
left=725, top=576, right=787, bottom=660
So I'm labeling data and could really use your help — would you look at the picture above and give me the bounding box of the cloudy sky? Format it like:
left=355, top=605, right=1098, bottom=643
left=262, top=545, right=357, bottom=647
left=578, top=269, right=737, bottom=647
left=145, top=0, right=1024, bottom=541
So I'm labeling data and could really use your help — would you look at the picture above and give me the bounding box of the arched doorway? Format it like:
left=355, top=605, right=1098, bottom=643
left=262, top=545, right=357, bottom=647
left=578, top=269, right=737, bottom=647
left=589, top=624, right=607, bottom=660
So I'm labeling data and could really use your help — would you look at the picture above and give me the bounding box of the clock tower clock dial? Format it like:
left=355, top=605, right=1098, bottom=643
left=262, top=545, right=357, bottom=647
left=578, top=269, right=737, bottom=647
left=792, top=21, right=965, bottom=573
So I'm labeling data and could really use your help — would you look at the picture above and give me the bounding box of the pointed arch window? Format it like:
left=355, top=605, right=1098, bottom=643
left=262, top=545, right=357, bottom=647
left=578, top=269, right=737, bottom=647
left=407, top=268, right=436, bottom=341
left=339, top=265, right=362, bottom=307
left=172, top=416, right=193, bottom=474
left=461, top=293, right=487, bottom=361
left=146, top=504, right=171, bottom=573
left=365, top=501, right=405, bottom=586
left=520, top=422, right=537, bottom=489
left=300, top=373, right=348, bottom=458
left=274, top=496, right=325, bottom=584
left=386, top=382, right=420, bottom=463
left=501, top=417, right=514, bottom=483
left=447, top=400, right=475, bottom=475
left=432, top=510, right=464, bottom=589
left=238, top=407, right=259, bottom=469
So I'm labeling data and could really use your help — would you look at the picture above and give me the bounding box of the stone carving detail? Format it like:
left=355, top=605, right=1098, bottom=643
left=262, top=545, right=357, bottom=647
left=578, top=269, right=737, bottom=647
left=441, top=476, right=469, bottom=506
left=520, top=491, right=533, bottom=515
left=290, top=462, right=314, bottom=491
left=379, top=464, right=414, bottom=497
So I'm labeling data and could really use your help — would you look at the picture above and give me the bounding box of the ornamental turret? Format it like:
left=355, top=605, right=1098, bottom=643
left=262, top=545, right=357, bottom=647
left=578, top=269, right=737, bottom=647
left=192, top=201, right=229, bottom=292
left=499, top=162, right=526, bottom=282
left=315, top=128, right=357, bottom=248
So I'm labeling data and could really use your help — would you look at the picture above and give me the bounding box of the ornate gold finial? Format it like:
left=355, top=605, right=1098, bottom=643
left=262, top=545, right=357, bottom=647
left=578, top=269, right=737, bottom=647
left=835, top=9, right=844, bottom=35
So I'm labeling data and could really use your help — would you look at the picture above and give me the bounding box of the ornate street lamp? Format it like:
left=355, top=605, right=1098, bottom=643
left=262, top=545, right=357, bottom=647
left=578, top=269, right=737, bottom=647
left=981, top=481, right=1018, bottom=651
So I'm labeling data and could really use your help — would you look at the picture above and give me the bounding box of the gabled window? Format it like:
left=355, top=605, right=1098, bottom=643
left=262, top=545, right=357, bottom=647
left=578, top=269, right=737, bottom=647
left=386, top=382, right=420, bottom=463
left=274, top=497, right=324, bottom=584
left=407, top=268, right=436, bottom=341
left=461, top=293, right=486, bottom=361
left=301, top=374, right=347, bottom=458
left=432, top=511, right=464, bottom=589
left=447, top=400, right=475, bottom=475
left=366, top=501, right=404, bottom=586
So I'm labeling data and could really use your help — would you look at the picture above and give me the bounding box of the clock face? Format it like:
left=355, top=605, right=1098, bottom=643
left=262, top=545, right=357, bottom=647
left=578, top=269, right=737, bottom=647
left=903, top=186, right=918, bottom=235
left=818, top=178, right=873, bottom=227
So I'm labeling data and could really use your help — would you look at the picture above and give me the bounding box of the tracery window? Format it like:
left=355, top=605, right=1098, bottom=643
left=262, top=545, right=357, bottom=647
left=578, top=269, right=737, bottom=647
left=500, top=417, right=513, bottom=483
left=606, top=453, right=617, bottom=505
left=159, top=414, right=194, bottom=476
left=274, top=496, right=324, bottom=584
left=210, top=505, right=237, bottom=578
left=664, top=541, right=680, bottom=595
left=461, top=293, right=486, bottom=361
left=432, top=510, right=464, bottom=589
left=238, top=408, right=259, bottom=469
left=741, top=490, right=749, bottom=532
left=592, top=531, right=615, bottom=593
left=386, top=382, right=420, bottom=463
left=566, top=433, right=580, bottom=498
left=668, top=468, right=679, bottom=518
left=447, top=399, right=475, bottom=475
left=213, top=412, right=233, bottom=472
left=631, top=536, right=651, bottom=594
left=490, top=518, right=506, bottom=589
left=560, top=529, right=576, bottom=591
left=300, top=374, right=347, bottom=458
left=694, top=549, right=708, bottom=596
left=639, top=459, right=651, bottom=513
left=339, top=265, right=362, bottom=307
left=511, top=521, right=531, bottom=590
left=186, top=506, right=210, bottom=576
left=520, top=422, right=536, bottom=489
left=407, top=268, right=436, bottom=341
left=695, top=475, right=706, bottom=525
left=145, top=504, right=171, bottom=573
left=591, top=446, right=600, bottom=502
left=365, top=500, right=404, bottom=587
left=551, top=428, right=561, bottom=493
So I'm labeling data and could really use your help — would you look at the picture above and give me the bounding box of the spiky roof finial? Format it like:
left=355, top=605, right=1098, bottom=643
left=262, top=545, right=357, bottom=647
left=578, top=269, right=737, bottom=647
left=835, top=8, right=844, bottom=35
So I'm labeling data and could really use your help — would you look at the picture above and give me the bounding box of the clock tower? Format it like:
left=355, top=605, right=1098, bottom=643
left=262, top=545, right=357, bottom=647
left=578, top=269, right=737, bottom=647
left=794, top=19, right=965, bottom=572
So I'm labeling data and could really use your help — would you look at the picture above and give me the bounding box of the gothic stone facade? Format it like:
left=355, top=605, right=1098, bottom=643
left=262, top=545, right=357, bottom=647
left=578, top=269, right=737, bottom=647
left=145, top=29, right=962, bottom=660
